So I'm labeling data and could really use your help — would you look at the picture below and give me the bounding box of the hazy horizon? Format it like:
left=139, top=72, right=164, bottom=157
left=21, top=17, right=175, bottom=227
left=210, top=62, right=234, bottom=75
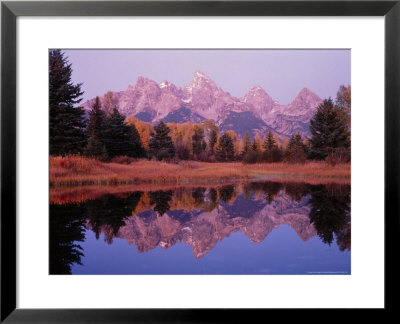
left=63, top=49, right=351, bottom=105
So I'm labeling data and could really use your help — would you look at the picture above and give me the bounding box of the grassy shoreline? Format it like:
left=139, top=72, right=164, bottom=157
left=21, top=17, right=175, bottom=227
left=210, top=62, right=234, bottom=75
left=50, top=178, right=350, bottom=205
left=50, top=155, right=351, bottom=187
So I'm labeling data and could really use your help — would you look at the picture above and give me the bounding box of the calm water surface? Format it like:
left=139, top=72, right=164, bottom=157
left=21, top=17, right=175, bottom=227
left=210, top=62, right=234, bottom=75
left=49, top=181, right=351, bottom=275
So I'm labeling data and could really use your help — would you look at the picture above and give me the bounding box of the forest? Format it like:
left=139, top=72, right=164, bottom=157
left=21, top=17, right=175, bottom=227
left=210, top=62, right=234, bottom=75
left=50, top=50, right=351, bottom=186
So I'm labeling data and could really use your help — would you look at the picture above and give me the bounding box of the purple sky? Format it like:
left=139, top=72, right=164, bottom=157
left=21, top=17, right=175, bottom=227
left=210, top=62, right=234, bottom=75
left=64, top=49, right=350, bottom=105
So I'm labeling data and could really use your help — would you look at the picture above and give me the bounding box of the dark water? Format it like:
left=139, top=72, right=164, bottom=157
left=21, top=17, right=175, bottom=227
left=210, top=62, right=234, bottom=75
left=49, top=181, right=351, bottom=275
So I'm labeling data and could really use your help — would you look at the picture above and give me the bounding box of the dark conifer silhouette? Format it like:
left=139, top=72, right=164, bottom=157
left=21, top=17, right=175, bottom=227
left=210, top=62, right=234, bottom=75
left=86, top=192, right=142, bottom=243
left=309, top=98, right=350, bottom=161
left=49, top=50, right=86, bottom=155
left=219, top=185, right=235, bottom=203
left=84, top=97, right=108, bottom=160
left=148, top=121, right=175, bottom=160
left=262, top=131, right=282, bottom=162
left=284, top=133, right=306, bottom=163
left=208, top=129, right=218, bottom=154
left=149, top=190, right=173, bottom=215
left=308, top=184, right=351, bottom=247
left=103, top=108, right=145, bottom=158
left=84, top=132, right=108, bottom=161
left=49, top=203, right=86, bottom=274
left=215, top=132, right=235, bottom=162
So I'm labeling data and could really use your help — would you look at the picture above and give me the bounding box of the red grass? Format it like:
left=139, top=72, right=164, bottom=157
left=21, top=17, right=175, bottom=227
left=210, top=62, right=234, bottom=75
left=50, top=155, right=350, bottom=188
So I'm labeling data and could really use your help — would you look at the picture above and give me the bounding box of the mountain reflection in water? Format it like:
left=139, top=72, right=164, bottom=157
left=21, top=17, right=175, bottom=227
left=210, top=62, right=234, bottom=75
left=49, top=181, right=350, bottom=275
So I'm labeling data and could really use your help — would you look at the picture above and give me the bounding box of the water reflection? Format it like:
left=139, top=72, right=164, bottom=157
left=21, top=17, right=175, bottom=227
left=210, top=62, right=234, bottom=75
left=49, top=204, right=86, bottom=274
left=49, top=181, right=350, bottom=274
left=308, top=185, right=351, bottom=251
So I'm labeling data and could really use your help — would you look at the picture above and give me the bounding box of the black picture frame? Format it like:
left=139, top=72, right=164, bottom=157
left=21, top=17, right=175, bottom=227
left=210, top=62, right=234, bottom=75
left=1, top=0, right=399, bottom=322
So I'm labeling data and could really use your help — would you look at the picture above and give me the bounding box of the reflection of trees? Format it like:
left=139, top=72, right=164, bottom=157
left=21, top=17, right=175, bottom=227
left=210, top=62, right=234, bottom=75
left=203, top=188, right=219, bottom=213
left=49, top=204, right=86, bottom=274
left=149, top=190, right=173, bottom=215
left=261, top=182, right=282, bottom=204
left=209, top=188, right=218, bottom=204
left=192, top=187, right=206, bottom=209
left=49, top=181, right=352, bottom=274
left=336, top=223, right=351, bottom=251
left=284, top=182, right=309, bottom=202
left=244, top=182, right=282, bottom=203
left=247, top=182, right=264, bottom=199
left=86, top=192, right=142, bottom=243
left=308, top=184, right=351, bottom=249
left=219, top=185, right=235, bottom=203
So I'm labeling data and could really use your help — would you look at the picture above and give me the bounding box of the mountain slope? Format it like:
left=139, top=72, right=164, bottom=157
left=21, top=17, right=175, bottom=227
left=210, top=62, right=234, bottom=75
left=83, top=71, right=323, bottom=138
left=161, top=106, right=206, bottom=124
left=219, top=111, right=272, bottom=138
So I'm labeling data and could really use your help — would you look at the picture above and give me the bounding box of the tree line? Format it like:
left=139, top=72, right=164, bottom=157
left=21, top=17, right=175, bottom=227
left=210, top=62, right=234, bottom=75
left=50, top=50, right=350, bottom=164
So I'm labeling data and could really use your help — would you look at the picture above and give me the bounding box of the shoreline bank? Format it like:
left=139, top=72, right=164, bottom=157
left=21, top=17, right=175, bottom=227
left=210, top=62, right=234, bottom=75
left=50, top=156, right=351, bottom=187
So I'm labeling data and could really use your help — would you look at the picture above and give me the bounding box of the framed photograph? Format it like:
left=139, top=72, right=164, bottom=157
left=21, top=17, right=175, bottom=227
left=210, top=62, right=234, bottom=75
left=1, top=0, right=399, bottom=321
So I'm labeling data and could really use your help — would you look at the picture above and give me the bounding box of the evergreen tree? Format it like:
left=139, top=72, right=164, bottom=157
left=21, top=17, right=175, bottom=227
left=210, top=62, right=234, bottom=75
left=148, top=121, right=175, bottom=161
left=84, top=132, right=108, bottom=161
left=215, top=132, right=235, bottom=162
left=263, top=131, right=276, bottom=151
left=209, top=129, right=218, bottom=154
left=83, top=97, right=108, bottom=160
left=103, top=108, right=145, bottom=158
left=86, top=97, right=107, bottom=142
left=243, top=134, right=262, bottom=164
left=49, top=50, right=86, bottom=155
left=309, top=98, right=350, bottom=161
left=262, top=131, right=282, bottom=162
left=284, top=132, right=306, bottom=163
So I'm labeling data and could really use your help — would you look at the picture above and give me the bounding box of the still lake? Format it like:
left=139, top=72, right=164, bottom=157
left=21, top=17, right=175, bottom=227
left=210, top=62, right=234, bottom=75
left=49, top=181, right=350, bottom=275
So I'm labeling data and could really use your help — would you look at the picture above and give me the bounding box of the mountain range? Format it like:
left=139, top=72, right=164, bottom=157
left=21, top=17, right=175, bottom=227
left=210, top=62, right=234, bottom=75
left=83, top=71, right=322, bottom=138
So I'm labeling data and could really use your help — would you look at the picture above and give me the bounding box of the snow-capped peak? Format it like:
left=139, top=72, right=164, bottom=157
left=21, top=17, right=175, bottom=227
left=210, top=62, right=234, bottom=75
left=159, top=81, right=168, bottom=89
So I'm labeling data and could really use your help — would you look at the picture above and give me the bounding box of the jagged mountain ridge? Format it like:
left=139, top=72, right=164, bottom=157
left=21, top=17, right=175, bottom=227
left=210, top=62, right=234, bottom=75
left=83, top=71, right=322, bottom=138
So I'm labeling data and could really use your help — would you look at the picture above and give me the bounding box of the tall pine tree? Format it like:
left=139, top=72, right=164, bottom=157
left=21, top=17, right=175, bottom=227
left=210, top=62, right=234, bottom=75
left=148, top=121, right=175, bottom=161
left=87, top=97, right=106, bottom=141
left=84, top=133, right=108, bottom=161
left=263, top=131, right=276, bottom=151
left=84, top=97, right=108, bottom=160
left=49, top=50, right=86, bottom=155
left=215, top=132, right=235, bottom=162
left=263, top=131, right=281, bottom=163
left=103, top=108, right=145, bottom=158
left=208, top=129, right=218, bottom=154
left=309, top=98, right=350, bottom=161
left=284, top=132, right=306, bottom=164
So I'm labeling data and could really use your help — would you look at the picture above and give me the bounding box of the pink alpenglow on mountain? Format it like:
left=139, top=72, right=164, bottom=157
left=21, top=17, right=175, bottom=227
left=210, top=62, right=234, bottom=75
left=83, top=71, right=322, bottom=138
